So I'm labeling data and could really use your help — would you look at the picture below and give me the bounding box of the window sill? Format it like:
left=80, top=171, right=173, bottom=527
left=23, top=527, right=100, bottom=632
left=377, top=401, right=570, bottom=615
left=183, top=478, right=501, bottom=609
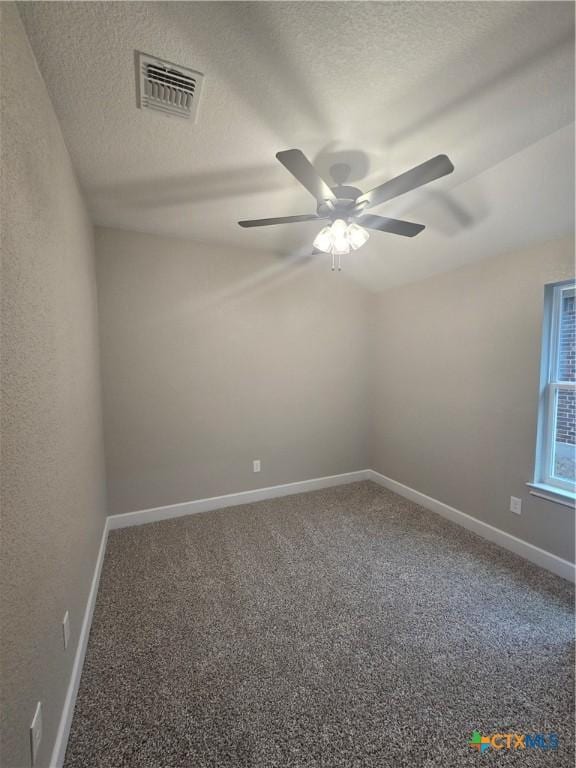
left=526, top=482, right=576, bottom=509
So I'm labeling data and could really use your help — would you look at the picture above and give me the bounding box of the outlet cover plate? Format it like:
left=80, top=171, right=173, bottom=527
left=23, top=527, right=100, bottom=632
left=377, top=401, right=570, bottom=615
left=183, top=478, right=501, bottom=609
left=510, top=496, right=522, bottom=515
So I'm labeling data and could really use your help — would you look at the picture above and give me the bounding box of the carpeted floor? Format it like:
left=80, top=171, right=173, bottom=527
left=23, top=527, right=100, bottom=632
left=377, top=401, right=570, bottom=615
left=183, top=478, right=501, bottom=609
left=65, top=481, right=575, bottom=767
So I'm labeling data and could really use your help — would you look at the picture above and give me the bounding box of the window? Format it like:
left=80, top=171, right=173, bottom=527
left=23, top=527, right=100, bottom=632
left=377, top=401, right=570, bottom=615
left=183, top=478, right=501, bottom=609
left=533, top=280, right=576, bottom=500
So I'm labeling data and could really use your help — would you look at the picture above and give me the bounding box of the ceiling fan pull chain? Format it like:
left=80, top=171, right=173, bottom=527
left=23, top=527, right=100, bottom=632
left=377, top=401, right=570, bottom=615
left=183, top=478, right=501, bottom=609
left=331, top=251, right=335, bottom=271
left=337, top=251, right=342, bottom=271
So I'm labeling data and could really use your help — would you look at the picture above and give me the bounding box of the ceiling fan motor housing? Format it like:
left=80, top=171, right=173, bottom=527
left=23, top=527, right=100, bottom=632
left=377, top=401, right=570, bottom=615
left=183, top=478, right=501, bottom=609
left=317, top=186, right=362, bottom=220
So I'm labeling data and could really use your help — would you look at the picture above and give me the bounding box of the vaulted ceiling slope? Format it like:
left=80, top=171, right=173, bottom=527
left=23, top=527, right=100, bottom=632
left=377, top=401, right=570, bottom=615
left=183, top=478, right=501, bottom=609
left=19, top=1, right=575, bottom=290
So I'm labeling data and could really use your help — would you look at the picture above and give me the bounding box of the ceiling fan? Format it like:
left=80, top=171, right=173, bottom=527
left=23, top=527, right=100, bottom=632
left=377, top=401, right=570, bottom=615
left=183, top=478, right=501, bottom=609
left=238, top=149, right=454, bottom=270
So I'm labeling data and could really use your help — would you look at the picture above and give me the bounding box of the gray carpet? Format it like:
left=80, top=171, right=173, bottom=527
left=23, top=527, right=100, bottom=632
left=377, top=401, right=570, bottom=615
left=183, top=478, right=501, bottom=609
left=65, top=481, right=575, bottom=767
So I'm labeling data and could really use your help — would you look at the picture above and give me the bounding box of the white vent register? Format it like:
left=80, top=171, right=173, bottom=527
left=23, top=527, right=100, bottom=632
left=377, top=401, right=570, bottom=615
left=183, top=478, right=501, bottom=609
left=137, top=52, right=204, bottom=121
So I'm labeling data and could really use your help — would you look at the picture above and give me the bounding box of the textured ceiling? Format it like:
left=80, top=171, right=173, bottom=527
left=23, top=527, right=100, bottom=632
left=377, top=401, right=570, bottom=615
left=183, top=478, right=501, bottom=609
left=19, top=1, right=575, bottom=290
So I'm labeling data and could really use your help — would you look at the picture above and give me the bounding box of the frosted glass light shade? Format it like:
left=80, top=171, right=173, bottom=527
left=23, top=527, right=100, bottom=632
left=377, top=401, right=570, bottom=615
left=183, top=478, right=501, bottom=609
left=331, top=219, right=348, bottom=237
left=313, top=226, right=333, bottom=253
left=332, top=237, right=350, bottom=256
left=347, top=222, right=370, bottom=250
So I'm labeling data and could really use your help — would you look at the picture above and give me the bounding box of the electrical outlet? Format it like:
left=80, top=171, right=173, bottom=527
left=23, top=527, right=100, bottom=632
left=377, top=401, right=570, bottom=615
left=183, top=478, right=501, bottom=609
left=30, top=702, right=42, bottom=766
left=253, top=459, right=261, bottom=473
left=62, top=611, right=70, bottom=650
left=510, top=496, right=522, bottom=515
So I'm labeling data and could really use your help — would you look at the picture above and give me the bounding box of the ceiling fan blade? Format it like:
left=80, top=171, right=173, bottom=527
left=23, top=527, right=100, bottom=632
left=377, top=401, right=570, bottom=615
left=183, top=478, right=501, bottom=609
left=355, top=154, right=454, bottom=212
left=238, top=214, right=321, bottom=228
left=276, top=149, right=337, bottom=203
left=357, top=214, right=425, bottom=237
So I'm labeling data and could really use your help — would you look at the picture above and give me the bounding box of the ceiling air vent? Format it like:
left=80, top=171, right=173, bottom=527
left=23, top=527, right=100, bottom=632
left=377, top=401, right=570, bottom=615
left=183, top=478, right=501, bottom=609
left=137, top=52, right=204, bottom=121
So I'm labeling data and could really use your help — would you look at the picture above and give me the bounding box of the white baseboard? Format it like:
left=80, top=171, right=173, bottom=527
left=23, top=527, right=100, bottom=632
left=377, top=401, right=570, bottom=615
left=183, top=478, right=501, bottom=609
left=367, top=469, right=575, bottom=583
left=109, top=469, right=575, bottom=580
left=108, top=470, right=371, bottom=530
left=50, top=519, right=109, bottom=768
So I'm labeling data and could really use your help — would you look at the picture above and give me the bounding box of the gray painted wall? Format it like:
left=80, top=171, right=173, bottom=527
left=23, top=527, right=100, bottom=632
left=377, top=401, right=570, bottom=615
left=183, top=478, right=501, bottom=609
left=369, top=236, right=575, bottom=562
left=98, top=226, right=575, bottom=566
left=95, top=227, right=370, bottom=515
left=0, top=6, right=107, bottom=767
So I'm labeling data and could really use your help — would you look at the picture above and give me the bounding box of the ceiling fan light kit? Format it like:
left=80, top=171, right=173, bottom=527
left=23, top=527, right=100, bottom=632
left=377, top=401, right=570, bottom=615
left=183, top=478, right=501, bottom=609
left=238, top=148, right=454, bottom=271
left=313, top=219, right=371, bottom=271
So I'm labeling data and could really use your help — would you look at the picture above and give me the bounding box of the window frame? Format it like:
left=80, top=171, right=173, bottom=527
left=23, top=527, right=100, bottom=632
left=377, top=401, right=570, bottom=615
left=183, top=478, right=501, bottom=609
left=533, top=279, right=576, bottom=498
